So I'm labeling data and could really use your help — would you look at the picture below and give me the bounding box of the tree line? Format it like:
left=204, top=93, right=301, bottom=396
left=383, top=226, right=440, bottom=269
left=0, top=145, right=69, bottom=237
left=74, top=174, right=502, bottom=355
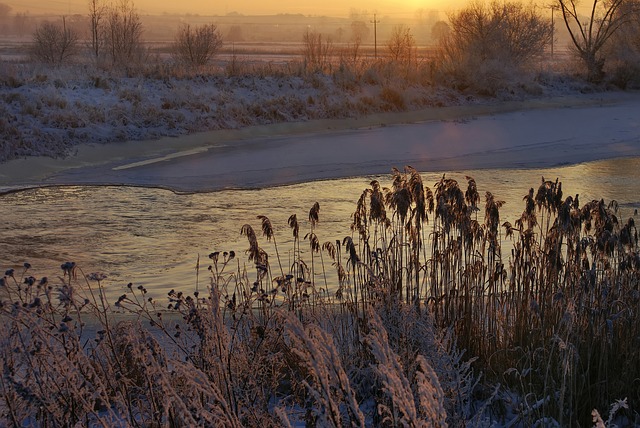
left=21, top=0, right=640, bottom=84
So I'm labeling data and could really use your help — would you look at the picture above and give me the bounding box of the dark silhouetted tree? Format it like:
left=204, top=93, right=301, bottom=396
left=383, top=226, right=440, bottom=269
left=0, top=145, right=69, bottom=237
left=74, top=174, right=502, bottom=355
left=173, top=24, right=223, bottom=67
left=557, top=0, right=639, bottom=82
left=31, top=18, right=79, bottom=64
left=104, top=0, right=144, bottom=66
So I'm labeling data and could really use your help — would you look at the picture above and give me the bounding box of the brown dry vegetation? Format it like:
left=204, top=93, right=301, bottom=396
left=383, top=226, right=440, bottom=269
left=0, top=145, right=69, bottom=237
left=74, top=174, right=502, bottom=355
left=1, top=170, right=638, bottom=426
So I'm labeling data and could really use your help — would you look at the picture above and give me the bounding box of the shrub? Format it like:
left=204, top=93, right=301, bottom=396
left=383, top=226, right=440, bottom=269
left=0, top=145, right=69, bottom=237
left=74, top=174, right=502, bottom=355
left=103, top=0, right=144, bottom=68
left=118, top=87, right=142, bottom=103
left=225, top=49, right=245, bottom=77
left=437, top=1, right=552, bottom=94
left=30, top=19, right=79, bottom=65
left=0, top=61, right=23, bottom=88
left=172, top=24, right=223, bottom=68
left=302, top=29, right=334, bottom=72
left=379, top=86, right=406, bottom=111
left=387, top=24, right=416, bottom=67
left=362, top=65, right=382, bottom=85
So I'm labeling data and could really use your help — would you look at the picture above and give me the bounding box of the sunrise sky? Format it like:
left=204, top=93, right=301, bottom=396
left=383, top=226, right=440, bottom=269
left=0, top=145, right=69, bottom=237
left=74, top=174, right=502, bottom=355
left=13, top=0, right=454, bottom=17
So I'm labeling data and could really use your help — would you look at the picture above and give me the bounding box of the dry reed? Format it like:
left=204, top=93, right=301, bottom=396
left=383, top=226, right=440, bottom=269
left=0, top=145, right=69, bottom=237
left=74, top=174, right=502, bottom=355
left=1, top=170, right=638, bottom=426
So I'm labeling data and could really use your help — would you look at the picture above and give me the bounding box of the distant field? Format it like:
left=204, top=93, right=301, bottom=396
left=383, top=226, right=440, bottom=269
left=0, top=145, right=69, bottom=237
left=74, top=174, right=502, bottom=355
left=0, top=35, right=570, bottom=64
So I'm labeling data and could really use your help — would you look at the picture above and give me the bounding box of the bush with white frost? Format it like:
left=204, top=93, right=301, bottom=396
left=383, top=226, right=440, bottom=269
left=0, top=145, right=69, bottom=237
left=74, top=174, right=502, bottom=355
left=437, top=1, right=552, bottom=94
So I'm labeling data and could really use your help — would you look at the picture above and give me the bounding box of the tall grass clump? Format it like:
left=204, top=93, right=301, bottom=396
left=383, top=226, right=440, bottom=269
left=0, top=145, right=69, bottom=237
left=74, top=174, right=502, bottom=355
left=1, top=169, right=639, bottom=426
left=345, top=168, right=639, bottom=425
left=0, top=262, right=259, bottom=426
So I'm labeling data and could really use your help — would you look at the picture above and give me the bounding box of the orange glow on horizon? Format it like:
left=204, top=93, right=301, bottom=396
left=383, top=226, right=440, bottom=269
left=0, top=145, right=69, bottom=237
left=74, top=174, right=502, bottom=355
left=13, top=0, right=459, bottom=17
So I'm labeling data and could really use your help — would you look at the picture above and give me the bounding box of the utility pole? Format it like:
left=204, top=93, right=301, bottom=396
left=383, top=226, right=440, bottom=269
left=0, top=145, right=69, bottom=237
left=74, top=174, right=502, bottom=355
left=370, top=13, right=380, bottom=59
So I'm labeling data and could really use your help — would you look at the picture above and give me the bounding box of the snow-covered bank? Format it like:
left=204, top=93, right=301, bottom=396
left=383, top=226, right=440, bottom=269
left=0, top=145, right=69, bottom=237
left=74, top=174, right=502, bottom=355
left=0, top=63, right=618, bottom=160
left=2, top=61, right=639, bottom=190
left=0, top=68, right=469, bottom=162
left=2, top=88, right=639, bottom=192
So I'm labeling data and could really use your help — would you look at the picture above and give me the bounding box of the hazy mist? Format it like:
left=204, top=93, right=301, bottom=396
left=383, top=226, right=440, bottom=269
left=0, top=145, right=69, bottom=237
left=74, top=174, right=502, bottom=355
left=13, top=0, right=458, bottom=17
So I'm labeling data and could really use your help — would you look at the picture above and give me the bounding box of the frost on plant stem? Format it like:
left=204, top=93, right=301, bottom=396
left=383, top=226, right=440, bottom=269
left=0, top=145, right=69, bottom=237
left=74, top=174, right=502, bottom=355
left=414, top=355, right=447, bottom=428
left=364, top=308, right=447, bottom=427
left=282, top=309, right=365, bottom=428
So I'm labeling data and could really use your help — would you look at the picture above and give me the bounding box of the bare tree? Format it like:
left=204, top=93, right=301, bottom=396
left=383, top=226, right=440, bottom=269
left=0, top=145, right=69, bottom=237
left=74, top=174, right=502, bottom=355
left=302, top=29, right=333, bottom=71
left=557, top=0, right=638, bottom=81
left=0, top=3, right=10, bottom=18
left=227, top=25, right=243, bottom=42
left=387, top=24, right=416, bottom=66
left=104, top=0, right=143, bottom=67
left=0, top=2, right=10, bottom=35
left=351, top=20, right=370, bottom=44
left=414, top=9, right=440, bottom=42
left=342, top=20, right=369, bottom=67
left=31, top=18, right=79, bottom=64
left=603, top=1, right=640, bottom=86
left=88, top=0, right=106, bottom=60
left=172, top=24, right=223, bottom=67
left=442, top=2, right=551, bottom=68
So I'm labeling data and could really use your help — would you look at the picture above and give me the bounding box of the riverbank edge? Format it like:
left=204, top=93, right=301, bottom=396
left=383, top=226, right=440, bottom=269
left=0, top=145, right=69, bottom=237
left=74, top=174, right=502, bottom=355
left=2, top=90, right=638, bottom=192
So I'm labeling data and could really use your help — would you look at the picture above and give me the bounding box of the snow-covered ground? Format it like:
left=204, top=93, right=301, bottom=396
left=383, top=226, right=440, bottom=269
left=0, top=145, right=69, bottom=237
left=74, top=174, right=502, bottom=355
left=0, top=64, right=469, bottom=162
left=0, top=61, right=610, bottom=164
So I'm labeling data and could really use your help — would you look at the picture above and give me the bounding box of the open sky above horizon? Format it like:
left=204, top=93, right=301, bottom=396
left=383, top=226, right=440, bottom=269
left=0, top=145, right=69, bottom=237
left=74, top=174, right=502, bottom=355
left=12, top=0, right=462, bottom=17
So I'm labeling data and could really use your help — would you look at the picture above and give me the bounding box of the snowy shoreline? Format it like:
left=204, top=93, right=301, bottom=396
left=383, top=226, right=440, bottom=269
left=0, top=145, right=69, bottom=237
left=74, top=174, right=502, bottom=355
left=1, top=71, right=468, bottom=162
left=2, top=86, right=640, bottom=193
left=1, top=68, right=640, bottom=192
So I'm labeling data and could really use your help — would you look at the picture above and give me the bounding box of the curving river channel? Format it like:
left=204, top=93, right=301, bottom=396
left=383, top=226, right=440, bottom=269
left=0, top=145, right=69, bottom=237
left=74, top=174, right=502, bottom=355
left=1, top=157, right=639, bottom=302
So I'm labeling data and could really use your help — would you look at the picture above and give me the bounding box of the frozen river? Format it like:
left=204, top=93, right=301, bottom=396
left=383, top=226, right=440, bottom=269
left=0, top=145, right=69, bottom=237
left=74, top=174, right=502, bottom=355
left=1, top=156, right=639, bottom=302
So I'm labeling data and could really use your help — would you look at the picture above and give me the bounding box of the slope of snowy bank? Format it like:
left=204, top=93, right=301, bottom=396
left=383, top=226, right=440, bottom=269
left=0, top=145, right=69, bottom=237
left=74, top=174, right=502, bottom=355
left=0, top=70, right=446, bottom=161
left=0, top=63, right=597, bottom=163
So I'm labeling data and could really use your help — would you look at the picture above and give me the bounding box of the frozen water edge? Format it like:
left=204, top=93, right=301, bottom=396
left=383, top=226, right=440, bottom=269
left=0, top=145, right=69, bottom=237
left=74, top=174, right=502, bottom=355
left=2, top=82, right=639, bottom=192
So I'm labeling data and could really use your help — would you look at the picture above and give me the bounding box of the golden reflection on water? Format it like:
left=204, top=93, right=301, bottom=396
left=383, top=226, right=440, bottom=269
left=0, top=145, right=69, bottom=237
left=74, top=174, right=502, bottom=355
left=1, top=157, right=638, bottom=302
left=564, top=157, right=639, bottom=204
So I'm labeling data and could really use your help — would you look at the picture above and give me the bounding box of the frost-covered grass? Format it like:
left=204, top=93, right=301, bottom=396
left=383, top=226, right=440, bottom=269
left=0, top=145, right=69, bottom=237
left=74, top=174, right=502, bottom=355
left=2, top=170, right=638, bottom=426
left=0, top=56, right=595, bottom=164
